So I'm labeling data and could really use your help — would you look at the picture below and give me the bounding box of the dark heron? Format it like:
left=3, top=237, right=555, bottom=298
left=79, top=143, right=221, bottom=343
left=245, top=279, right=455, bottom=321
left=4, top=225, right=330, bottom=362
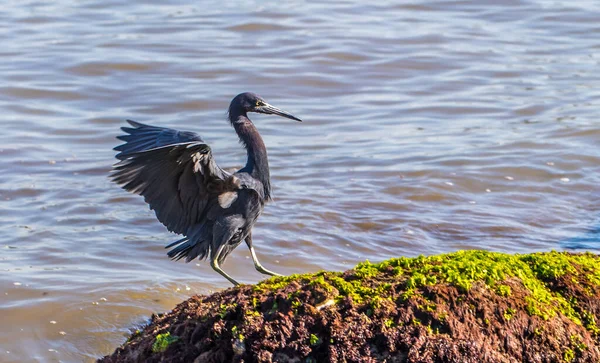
left=111, top=92, right=301, bottom=285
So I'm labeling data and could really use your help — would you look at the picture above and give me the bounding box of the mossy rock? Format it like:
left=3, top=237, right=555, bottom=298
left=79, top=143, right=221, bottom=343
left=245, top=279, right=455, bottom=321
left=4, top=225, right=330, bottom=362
left=100, top=250, right=600, bottom=363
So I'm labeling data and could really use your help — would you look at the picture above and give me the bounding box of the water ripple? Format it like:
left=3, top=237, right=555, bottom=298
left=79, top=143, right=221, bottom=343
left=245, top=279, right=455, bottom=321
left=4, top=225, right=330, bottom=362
left=1, top=0, right=600, bottom=361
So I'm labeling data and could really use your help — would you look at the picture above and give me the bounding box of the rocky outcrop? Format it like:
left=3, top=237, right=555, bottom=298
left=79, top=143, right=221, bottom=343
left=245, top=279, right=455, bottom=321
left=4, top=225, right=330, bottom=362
left=100, top=251, right=600, bottom=362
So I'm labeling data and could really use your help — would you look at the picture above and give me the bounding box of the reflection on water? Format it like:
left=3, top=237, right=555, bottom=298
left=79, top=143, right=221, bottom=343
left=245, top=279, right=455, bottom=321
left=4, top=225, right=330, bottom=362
left=1, top=0, right=599, bottom=361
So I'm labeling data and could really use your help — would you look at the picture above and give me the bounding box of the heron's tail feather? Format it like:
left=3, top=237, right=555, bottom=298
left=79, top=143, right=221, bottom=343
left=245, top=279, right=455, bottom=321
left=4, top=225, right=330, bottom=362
left=166, top=236, right=210, bottom=263
left=166, top=224, right=212, bottom=263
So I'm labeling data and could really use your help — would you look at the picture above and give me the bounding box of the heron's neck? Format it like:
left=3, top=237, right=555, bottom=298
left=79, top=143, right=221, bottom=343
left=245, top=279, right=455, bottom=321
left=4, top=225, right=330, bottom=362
left=231, top=114, right=271, bottom=200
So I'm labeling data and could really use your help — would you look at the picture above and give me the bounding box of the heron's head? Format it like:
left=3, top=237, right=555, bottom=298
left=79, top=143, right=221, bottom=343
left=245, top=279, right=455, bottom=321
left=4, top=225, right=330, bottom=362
left=231, top=92, right=302, bottom=122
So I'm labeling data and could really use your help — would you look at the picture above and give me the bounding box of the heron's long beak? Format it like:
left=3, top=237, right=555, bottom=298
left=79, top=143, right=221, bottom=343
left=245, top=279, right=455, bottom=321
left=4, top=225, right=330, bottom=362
left=258, top=103, right=302, bottom=122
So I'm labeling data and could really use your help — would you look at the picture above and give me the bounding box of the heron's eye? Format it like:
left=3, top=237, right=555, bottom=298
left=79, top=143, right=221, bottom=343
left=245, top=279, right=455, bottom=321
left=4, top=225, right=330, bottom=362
left=256, top=100, right=264, bottom=107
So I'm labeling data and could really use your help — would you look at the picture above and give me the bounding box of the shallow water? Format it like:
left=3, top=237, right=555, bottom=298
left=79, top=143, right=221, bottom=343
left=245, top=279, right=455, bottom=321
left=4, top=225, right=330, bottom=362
left=1, top=0, right=599, bottom=361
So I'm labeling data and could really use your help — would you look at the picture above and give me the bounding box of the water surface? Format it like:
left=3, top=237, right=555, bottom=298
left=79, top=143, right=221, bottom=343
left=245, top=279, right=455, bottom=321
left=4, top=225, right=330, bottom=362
left=1, top=1, right=599, bottom=361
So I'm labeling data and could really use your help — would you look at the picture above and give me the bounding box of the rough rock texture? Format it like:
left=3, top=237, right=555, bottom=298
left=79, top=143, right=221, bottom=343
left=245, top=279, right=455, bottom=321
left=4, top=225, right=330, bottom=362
left=100, top=251, right=600, bottom=363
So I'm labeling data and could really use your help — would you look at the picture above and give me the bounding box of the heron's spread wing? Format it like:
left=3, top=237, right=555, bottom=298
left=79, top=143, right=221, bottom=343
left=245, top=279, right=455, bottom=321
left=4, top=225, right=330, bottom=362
left=114, top=120, right=205, bottom=160
left=111, top=120, right=232, bottom=235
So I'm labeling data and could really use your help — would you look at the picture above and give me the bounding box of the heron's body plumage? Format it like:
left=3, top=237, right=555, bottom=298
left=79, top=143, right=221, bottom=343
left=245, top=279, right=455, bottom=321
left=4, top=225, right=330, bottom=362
left=112, top=92, right=301, bottom=285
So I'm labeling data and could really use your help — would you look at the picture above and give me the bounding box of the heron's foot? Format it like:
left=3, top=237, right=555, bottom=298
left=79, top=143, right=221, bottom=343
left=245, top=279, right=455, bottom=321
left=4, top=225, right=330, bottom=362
left=248, top=245, right=282, bottom=277
left=255, top=264, right=283, bottom=277
left=210, top=258, right=240, bottom=286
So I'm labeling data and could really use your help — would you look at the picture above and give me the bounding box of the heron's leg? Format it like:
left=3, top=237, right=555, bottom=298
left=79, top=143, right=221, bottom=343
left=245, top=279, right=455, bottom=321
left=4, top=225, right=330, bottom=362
left=210, top=244, right=239, bottom=286
left=245, top=233, right=282, bottom=277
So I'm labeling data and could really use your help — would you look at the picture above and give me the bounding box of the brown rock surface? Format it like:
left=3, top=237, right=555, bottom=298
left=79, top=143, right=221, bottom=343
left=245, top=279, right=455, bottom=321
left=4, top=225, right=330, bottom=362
left=100, top=251, right=600, bottom=362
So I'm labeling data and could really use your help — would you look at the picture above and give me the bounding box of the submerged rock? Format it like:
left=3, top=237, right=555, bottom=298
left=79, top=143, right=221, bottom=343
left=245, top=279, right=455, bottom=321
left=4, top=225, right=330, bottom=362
left=100, top=251, right=600, bottom=362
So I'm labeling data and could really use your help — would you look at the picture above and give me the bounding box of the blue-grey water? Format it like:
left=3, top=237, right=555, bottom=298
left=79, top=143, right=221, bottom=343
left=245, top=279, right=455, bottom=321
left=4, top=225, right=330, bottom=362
left=1, top=1, right=599, bottom=361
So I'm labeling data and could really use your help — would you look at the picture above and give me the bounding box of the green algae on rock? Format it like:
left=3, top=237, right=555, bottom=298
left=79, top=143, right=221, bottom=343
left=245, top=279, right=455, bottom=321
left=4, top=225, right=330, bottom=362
left=151, top=332, right=178, bottom=353
left=100, top=251, right=600, bottom=363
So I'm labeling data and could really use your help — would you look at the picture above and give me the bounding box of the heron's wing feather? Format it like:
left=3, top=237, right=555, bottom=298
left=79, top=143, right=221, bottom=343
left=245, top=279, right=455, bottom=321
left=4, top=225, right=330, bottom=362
left=112, top=122, right=231, bottom=235
left=114, top=120, right=205, bottom=160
